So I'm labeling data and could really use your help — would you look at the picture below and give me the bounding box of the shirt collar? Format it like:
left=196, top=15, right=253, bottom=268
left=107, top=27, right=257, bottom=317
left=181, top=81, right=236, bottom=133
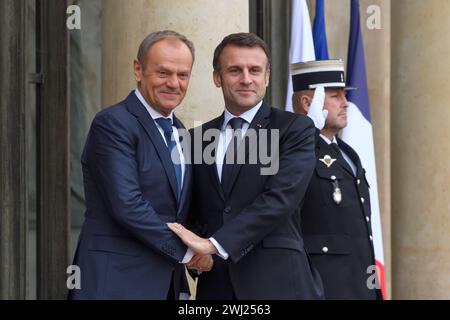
left=222, top=100, right=263, bottom=130
left=320, top=133, right=338, bottom=145
left=135, top=88, right=174, bottom=123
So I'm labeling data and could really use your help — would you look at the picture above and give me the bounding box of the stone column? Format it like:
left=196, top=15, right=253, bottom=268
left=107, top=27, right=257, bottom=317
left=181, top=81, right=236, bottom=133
left=320, top=0, right=392, bottom=298
left=102, top=0, right=249, bottom=128
left=391, top=0, right=450, bottom=299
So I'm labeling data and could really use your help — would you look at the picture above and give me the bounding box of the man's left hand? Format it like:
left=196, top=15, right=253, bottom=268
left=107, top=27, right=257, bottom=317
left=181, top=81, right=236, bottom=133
left=167, top=223, right=217, bottom=255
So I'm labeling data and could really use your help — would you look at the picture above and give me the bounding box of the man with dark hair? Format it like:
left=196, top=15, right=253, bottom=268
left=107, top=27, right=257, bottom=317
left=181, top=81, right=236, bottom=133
left=291, top=59, right=382, bottom=299
left=168, top=33, right=324, bottom=300
left=68, top=30, right=210, bottom=300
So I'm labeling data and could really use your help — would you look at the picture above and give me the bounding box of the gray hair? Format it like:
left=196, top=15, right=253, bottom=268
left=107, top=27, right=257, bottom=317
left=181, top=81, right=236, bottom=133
left=137, top=30, right=195, bottom=68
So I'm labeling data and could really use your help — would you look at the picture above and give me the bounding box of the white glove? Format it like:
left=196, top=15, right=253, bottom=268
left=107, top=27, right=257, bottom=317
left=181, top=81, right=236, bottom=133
left=307, top=86, right=328, bottom=130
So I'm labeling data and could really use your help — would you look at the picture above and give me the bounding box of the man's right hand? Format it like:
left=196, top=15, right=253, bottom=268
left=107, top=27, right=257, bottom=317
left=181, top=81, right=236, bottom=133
left=307, top=86, right=328, bottom=130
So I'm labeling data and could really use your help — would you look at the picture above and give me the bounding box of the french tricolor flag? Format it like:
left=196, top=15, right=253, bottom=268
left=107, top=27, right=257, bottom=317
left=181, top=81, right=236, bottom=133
left=342, top=0, right=386, bottom=299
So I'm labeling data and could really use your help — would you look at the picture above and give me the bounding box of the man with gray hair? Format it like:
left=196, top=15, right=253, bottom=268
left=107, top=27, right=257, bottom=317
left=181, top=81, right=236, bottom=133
left=68, top=30, right=210, bottom=299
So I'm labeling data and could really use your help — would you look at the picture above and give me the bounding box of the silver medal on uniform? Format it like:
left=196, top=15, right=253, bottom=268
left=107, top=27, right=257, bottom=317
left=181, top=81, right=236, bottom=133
left=331, top=180, right=342, bottom=205
left=333, top=187, right=342, bottom=204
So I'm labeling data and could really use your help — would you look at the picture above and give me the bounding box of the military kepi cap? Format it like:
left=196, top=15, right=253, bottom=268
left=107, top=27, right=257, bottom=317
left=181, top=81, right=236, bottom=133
left=291, top=59, right=355, bottom=91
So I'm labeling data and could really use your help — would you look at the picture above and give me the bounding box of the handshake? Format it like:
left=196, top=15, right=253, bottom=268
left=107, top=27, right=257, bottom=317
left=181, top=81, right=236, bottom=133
left=167, top=222, right=216, bottom=273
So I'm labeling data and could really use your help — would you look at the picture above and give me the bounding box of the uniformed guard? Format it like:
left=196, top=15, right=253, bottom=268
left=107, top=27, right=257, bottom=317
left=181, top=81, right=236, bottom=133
left=291, top=59, right=382, bottom=300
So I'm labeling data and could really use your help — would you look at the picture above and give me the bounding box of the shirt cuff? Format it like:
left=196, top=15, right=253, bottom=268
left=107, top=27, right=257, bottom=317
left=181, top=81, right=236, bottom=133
left=181, top=248, right=194, bottom=264
left=209, top=237, right=229, bottom=260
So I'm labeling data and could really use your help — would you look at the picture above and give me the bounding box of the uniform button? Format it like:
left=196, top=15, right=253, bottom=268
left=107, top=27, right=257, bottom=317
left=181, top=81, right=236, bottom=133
left=357, top=179, right=361, bottom=185
left=223, top=206, right=231, bottom=214
left=322, top=246, right=329, bottom=253
left=366, top=216, right=370, bottom=222
left=361, top=197, right=365, bottom=203
left=369, top=235, right=373, bottom=241
left=331, top=175, right=336, bottom=181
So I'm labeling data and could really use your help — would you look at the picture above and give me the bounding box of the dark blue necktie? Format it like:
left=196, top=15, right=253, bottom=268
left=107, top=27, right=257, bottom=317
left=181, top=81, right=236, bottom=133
left=155, top=117, right=182, bottom=199
left=221, top=117, right=245, bottom=190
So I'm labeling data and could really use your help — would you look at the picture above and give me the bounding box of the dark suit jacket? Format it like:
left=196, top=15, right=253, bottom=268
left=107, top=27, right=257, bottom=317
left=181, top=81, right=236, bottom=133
left=301, top=130, right=379, bottom=299
left=189, top=102, right=324, bottom=300
left=69, top=91, right=192, bottom=300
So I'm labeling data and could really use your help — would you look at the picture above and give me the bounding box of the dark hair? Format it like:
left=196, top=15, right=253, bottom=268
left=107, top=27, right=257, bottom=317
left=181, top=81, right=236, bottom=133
left=137, top=30, right=195, bottom=68
left=213, top=32, right=271, bottom=72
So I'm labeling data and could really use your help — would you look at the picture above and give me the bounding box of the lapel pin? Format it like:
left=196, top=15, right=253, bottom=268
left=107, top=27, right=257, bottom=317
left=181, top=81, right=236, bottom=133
left=319, top=155, right=337, bottom=168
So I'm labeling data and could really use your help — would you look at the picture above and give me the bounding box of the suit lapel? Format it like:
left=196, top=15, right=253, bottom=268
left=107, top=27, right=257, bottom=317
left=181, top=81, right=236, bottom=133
left=125, top=91, right=179, bottom=201
left=224, top=102, right=272, bottom=198
left=333, top=149, right=355, bottom=177
left=203, top=114, right=225, bottom=201
left=173, top=115, right=192, bottom=213
left=177, top=162, right=191, bottom=214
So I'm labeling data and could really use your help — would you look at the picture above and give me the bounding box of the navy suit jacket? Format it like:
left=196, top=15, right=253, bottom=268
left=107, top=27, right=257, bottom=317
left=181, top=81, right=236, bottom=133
left=189, top=102, right=324, bottom=300
left=69, top=91, right=192, bottom=299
